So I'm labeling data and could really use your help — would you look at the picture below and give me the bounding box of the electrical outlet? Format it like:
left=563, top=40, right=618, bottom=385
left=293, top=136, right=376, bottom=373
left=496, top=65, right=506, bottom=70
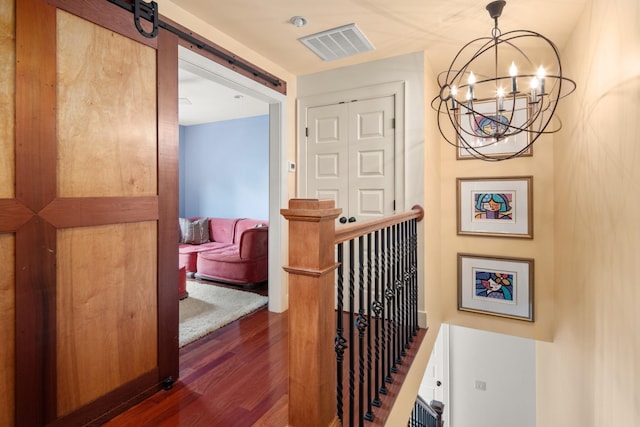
left=475, top=380, right=487, bottom=391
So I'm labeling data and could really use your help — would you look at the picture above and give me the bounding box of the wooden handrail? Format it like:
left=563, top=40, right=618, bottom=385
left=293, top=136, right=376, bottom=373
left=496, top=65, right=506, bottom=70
left=334, top=205, right=424, bottom=245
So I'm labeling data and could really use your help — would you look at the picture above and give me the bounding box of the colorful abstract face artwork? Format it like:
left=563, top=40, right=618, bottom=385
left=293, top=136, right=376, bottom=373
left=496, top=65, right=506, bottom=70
left=473, top=113, right=509, bottom=138
left=474, top=270, right=514, bottom=301
left=473, top=193, right=513, bottom=220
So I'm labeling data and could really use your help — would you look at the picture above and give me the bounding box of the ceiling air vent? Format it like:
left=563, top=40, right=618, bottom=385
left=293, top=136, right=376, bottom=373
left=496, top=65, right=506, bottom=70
left=299, top=23, right=374, bottom=61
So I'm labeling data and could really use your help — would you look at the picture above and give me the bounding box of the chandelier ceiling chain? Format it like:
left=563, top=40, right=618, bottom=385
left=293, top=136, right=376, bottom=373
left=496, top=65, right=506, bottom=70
left=432, top=0, right=576, bottom=161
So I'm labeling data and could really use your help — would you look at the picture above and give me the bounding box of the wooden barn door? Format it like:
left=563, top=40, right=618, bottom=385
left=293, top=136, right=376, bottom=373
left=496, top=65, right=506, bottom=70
left=0, top=1, right=17, bottom=426
left=4, top=0, right=179, bottom=425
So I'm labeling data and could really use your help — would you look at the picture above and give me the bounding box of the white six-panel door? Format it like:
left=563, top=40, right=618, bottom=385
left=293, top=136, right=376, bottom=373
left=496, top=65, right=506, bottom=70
left=348, top=96, right=395, bottom=222
left=306, top=95, right=396, bottom=224
left=306, top=102, right=350, bottom=220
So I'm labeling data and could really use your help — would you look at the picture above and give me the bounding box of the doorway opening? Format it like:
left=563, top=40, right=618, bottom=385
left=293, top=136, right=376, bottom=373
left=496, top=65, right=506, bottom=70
left=177, top=46, right=288, bottom=326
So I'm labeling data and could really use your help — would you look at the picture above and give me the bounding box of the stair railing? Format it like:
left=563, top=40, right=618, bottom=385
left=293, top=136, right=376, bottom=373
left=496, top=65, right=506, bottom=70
left=282, top=199, right=424, bottom=427
left=408, top=396, right=444, bottom=427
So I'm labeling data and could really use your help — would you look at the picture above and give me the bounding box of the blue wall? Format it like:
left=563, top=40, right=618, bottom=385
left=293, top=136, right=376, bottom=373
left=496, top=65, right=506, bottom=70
left=179, top=115, right=269, bottom=220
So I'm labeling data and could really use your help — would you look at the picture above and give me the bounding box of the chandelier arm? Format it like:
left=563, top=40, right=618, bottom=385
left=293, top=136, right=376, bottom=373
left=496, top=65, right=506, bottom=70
left=443, top=36, right=495, bottom=88
left=498, top=91, right=520, bottom=138
left=452, top=30, right=565, bottom=92
left=435, top=98, right=458, bottom=147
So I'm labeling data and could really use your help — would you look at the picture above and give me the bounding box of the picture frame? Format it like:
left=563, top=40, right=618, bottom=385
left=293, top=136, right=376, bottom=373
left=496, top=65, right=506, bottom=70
left=457, top=176, right=533, bottom=239
left=458, top=253, right=534, bottom=322
left=456, top=95, right=532, bottom=160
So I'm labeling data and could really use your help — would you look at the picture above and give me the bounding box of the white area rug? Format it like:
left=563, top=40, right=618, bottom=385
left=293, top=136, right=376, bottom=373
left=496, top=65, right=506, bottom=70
left=179, top=280, right=268, bottom=347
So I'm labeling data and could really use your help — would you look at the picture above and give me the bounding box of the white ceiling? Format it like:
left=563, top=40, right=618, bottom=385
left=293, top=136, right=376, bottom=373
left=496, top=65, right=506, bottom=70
left=176, top=0, right=588, bottom=125
left=178, top=66, right=269, bottom=126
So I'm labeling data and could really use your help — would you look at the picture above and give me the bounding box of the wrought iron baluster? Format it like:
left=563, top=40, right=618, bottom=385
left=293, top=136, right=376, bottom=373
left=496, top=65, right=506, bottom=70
left=335, top=243, right=347, bottom=423
left=371, top=230, right=383, bottom=407
left=409, top=221, right=415, bottom=336
left=364, top=233, right=375, bottom=422
left=388, top=224, right=399, bottom=376
left=398, top=221, right=407, bottom=356
left=348, top=239, right=356, bottom=427
left=410, top=218, right=419, bottom=337
left=380, top=226, right=390, bottom=394
left=356, top=236, right=367, bottom=426
left=383, top=225, right=394, bottom=386
left=392, top=223, right=402, bottom=370
left=402, top=220, right=410, bottom=353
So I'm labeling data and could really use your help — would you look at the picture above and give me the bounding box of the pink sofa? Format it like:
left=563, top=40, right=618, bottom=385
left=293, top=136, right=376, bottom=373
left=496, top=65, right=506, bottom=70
left=179, top=217, right=268, bottom=286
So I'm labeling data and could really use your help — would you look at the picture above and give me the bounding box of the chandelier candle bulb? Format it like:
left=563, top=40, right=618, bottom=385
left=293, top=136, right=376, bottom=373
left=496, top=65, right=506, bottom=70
left=497, top=87, right=505, bottom=111
left=530, top=77, right=539, bottom=103
left=450, top=85, right=458, bottom=109
left=509, top=62, right=518, bottom=93
left=537, top=66, right=546, bottom=94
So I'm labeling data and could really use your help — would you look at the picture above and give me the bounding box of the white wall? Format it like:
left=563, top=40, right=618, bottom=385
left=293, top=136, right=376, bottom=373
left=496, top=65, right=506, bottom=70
left=449, top=325, right=536, bottom=427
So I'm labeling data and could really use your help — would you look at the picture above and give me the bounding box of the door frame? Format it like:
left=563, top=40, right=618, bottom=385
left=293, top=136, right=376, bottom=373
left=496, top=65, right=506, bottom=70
left=177, top=47, right=288, bottom=313
left=297, top=81, right=406, bottom=211
left=420, top=323, right=451, bottom=426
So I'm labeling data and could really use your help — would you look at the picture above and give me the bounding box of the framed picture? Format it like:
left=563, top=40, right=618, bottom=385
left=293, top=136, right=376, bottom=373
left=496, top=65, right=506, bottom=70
left=457, top=176, right=533, bottom=239
left=458, top=253, right=534, bottom=322
left=456, top=95, right=532, bottom=160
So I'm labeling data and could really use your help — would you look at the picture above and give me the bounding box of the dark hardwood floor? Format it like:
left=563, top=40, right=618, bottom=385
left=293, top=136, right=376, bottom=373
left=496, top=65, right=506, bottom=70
left=106, top=307, right=288, bottom=426
left=105, top=280, right=424, bottom=427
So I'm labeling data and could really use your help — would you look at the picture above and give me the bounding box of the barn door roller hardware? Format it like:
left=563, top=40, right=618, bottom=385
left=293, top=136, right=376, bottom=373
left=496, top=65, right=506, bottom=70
left=133, top=0, right=158, bottom=38
left=106, top=0, right=285, bottom=91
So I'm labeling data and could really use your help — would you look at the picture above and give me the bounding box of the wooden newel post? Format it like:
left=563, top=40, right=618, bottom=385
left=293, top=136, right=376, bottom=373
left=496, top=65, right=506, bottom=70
left=281, top=199, right=342, bottom=427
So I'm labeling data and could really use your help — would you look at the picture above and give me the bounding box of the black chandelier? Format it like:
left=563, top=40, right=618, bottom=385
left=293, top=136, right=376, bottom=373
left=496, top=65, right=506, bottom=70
left=432, top=0, right=576, bottom=161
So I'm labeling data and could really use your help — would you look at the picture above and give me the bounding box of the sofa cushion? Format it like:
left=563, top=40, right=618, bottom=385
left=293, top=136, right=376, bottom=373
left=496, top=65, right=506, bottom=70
left=238, top=227, right=269, bottom=260
left=196, top=246, right=268, bottom=284
left=209, top=218, right=241, bottom=243
left=233, top=218, right=269, bottom=244
left=179, top=241, right=233, bottom=255
left=179, top=217, right=210, bottom=244
left=179, top=241, right=233, bottom=273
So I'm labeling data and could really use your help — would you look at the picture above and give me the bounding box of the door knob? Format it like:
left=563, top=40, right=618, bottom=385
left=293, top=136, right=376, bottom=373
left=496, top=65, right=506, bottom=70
left=436, top=380, right=442, bottom=387
left=348, top=217, right=356, bottom=223
left=339, top=216, right=347, bottom=224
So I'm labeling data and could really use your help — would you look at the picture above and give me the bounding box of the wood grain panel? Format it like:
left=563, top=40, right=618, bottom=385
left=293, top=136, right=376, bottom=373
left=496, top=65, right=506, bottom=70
left=56, top=9, right=157, bottom=198
left=15, top=0, right=57, bottom=211
left=56, top=222, right=158, bottom=416
left=48, top=369, right=160, bottom=427
left=0, top=234, right=15, bottom=427
left=15, top=216, right=58, bottom=426
left=0, top=0, right=14, bottom=199
left=156, top=28, right=180, bottom=384
left=39, top=196, right=158, bottom=228
left=0, top=199, right=34, bottom=232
